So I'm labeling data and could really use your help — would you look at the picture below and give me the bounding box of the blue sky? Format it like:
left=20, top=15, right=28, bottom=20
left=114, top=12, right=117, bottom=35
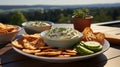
left=0, top=0, right=120, bottom=5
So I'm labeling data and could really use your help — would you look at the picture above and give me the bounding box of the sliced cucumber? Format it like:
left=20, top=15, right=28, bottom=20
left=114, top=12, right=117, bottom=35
left=75, top=45, right=94, bottom=55
left=91, top=45, right=103, bottom=52
left=83, top=41, right=101, bottom=48
left=80, top=42, right=85, bottom=46
left=82, top=41, right=102, bottom=52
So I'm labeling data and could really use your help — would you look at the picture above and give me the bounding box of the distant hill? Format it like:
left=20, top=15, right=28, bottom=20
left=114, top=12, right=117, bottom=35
left=0, top=3, right=120, bottom=10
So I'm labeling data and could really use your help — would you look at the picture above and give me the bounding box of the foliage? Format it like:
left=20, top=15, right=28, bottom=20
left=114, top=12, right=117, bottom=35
left=10, top=11, right=27, bottom=26
left=0, top=7, right=120, bottom=25
left=93, top=9, right=112, bottom=23
left=58, top=13, right=72, bottom=23
left=72, top=8, right=91, bottom=18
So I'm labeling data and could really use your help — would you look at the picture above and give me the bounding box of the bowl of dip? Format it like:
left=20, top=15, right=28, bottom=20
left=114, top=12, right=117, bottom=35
left=22, top=21, right=54, bottom=34
left=40, top=27, right=82, bottom=48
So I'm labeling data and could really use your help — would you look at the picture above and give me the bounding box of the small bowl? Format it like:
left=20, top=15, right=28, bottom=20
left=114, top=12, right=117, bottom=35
left=0, top=26, right=21, bottom=44
left=40, top=30, right=83, bottom=48
left=22, top=21, right=54, bottom=34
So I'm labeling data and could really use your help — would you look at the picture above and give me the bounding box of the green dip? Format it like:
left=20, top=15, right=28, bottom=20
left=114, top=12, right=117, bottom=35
left=46, top=27, right=80, bottom=40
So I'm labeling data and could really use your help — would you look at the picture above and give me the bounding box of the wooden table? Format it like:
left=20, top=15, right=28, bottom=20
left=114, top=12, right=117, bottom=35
left=0, top=24, right=120, bottom=67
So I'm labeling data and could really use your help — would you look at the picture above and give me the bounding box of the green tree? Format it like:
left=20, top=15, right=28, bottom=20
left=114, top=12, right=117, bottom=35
left=10, top=11, right=27, bottom=26
left=57, top=13, right=71, bottom=23
left=93, top=10, right=112, bottom=23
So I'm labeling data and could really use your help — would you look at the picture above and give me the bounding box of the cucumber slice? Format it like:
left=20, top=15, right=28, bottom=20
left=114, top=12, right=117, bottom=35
left=92, top=45, right=103, bottom=52
left=80, top=42, right=85, bottom=46
left=83, top=41, right=101, bottom=48
left=75, top=45, right=94, bottom=55
left=82, top=41, right=102, bottom=52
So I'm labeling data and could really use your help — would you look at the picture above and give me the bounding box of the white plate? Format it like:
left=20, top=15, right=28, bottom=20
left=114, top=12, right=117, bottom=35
left=12, top=39, right=110, bottom=63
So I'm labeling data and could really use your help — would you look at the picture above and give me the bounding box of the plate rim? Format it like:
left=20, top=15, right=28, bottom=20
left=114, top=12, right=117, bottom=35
left=12, top=39, right=110, bottom=61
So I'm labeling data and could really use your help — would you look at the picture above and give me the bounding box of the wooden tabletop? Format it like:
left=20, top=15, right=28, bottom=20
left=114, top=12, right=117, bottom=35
left=0, top=23, right=120, bottom=67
